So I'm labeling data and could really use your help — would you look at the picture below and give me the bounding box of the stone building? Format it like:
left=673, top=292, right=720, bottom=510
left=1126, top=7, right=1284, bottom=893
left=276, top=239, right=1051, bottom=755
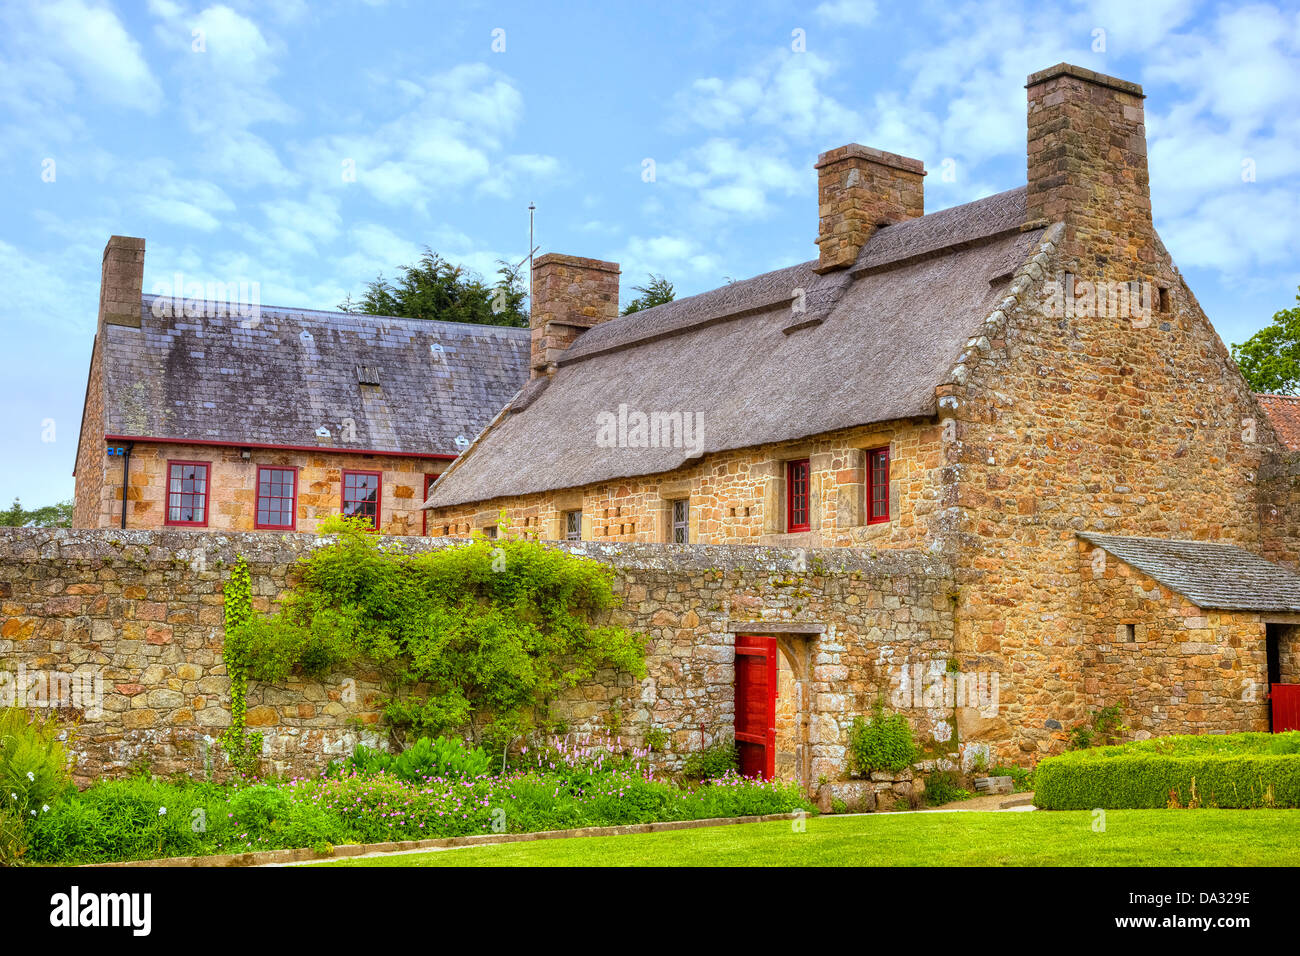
left=73, top=236, right=528, bottom=535
left=425, top=63, right=1300, bottom=759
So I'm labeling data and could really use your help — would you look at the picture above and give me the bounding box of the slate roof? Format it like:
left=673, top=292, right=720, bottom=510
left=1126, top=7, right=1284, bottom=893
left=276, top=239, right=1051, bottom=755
left=1077, top=533, right=1300, bottom=612
left=100, top=297, right=529, bottom=456
left=1255, top=393, right=1300, bottom=451
left=429, top=186, right=1043, bottom=507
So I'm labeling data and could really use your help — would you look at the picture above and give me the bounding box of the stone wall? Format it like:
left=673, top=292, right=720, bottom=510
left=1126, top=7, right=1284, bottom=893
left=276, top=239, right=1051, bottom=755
left=78, top=441, right=446, bottom=537
left=0, top=528, right=956, bottom=788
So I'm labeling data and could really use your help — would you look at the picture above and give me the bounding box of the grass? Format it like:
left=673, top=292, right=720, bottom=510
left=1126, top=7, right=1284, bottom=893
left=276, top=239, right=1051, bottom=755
left=312, top=809, right=1300, bottom=867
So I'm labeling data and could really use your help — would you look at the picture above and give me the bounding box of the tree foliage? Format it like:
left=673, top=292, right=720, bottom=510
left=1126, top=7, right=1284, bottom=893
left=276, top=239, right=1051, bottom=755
left=622, top=273, right=675, bottom=315
left=230, top=517, right=647, bottom=746
left=0, top=499, right=72, bottom=528
left=339, top=248, right=528, bottom=328
left=1233, top=286, right=1300, bottom=394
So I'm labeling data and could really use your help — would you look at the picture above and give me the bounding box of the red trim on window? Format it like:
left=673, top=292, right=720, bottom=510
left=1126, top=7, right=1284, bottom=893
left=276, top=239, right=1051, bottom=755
left=866, top=446, right=890, bottom=524
left=787, top=459, right=810, bottom=533
left=164, top=459, right=211, bottom=527
left=421, top=473, right=439, bottom=535
left=254, top=465, right=298, bottom=531
left=341, top=469, right=382, bottom=529
left=104, top=433, right=456, bottom=461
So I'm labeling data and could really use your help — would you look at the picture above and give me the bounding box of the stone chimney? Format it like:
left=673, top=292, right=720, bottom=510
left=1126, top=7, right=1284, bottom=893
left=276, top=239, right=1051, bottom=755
left=1026, top=63, right=1154, bottom=273
left=529, top=253, right=620, bottom=378
left=814, top=145, right=925, bottom=273
left=98, top=235, right=145, bottom=331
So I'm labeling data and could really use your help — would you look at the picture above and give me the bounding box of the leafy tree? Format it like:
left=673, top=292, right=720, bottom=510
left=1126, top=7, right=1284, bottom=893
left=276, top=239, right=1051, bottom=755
left=0, top=499, right=72, bottom=528
left=1233, top=286, right=1300, bottom=394
left=339, top=248, right=528, bottom=328
left=622, top=274, right=675, bottom=315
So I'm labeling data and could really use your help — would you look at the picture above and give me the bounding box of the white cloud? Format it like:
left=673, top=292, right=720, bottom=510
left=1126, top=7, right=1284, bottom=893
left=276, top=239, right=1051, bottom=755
left=29, top=0, right=163, bottom=111
left=659, top=139, right=806, bottom=218
left=813, top=0, right=877, bottom=27
left=132, top=165, right=237, bottom=232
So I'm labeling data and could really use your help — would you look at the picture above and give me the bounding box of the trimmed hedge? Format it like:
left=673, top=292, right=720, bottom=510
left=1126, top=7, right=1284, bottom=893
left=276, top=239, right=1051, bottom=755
left=1035, top=733, right=1300, bottom=809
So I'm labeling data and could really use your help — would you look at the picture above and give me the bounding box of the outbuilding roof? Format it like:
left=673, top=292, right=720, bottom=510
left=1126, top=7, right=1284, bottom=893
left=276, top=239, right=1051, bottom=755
left=1077, top=532, right=1300, bottom=612
left=100, top=297, right=529, bottom=457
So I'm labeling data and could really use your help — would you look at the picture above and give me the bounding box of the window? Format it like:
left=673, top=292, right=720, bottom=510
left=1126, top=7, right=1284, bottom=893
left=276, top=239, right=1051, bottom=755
left=165, top=461, right=210, bottom=526
left=255, top=466, right=297, bottom=530
left=866, top=447, right=890, bottom=524
left=671, top=499, right=689, bottom=544
left=341, top=469, right=381, bottom=528
left=787, top=459, right=810, bottom=532
left=564, top=510, right=582, bottom=541
left=482, top=524, right=498, bottom=539
left=421, top=474, right=438, bottom=535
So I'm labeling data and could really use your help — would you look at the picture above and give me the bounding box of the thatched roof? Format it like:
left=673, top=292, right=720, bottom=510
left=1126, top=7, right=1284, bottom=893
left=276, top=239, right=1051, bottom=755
left=428, top=187, right=1044, bottom=507
left=102, top=298, right=528, bottom=456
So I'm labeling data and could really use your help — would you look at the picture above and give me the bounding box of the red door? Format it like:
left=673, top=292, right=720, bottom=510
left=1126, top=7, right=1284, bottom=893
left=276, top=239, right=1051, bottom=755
left=735, top=635, right=778, bottom=779
left=1273, top=684, right=1300, bottom=732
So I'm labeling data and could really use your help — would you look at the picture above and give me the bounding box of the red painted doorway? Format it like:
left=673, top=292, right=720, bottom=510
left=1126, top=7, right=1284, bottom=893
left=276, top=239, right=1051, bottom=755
left=735, top=635, right=778, bottom=779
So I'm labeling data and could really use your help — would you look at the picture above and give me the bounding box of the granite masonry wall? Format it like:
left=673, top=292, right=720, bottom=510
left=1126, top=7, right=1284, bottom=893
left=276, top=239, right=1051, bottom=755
left=0, top=528, right=956, bottom=789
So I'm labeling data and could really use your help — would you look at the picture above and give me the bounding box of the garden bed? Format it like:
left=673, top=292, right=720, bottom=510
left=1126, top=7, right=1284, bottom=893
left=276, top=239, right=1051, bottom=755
left=13, top=740, right=813, bottom=865
left=1034, top=731, right=1300, bottom=809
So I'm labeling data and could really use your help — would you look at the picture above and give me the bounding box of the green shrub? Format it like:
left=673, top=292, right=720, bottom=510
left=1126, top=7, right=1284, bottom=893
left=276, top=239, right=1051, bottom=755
left=681, top=739, right=738, bottom=780
left=340, top=737, right=493, bottom=783
left=990, top=763, right=1035, bottom=793
left=924, top=769, right=972, bottom=806
left=0, top=708, right=75, bottom=863
left=1035, top=733, right=1300, bottom=809
left=1068, top=703, right=1127, bottom=749
left=230, top=524, right=648, bottom=741
left=848, top=707, right=916, bottom=775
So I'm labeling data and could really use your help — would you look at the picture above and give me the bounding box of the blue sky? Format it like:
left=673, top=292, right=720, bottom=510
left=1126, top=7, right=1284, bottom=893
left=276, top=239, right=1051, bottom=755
left=1, top=0, right=1298, bottom=507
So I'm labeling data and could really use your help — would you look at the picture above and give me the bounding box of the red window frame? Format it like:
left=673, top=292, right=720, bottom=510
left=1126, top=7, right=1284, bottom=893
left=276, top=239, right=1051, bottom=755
left=787, top=459, right=810, bottom=533
left=254, top=465, right=298, bottom=531
left=421, top=473, right=439, bottom=535
left=867, top=446, right=890, bottom=524
left=164, top=460, right=211, bottom=527
left=341, top=469, right=382, bottom=529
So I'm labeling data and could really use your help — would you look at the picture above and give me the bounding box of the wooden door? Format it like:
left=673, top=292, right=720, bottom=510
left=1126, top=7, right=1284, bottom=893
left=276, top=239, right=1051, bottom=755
left=1273, top=684, right=1300, bottom=733
left=735, top=635, right=778, bottom=779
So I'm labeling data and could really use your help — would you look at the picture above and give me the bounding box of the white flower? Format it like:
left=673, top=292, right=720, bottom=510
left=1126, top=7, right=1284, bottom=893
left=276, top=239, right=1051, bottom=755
left=9, top=793, right=15, bottom=801
left=26, top=772, right=34, bottom=782
left=42, top=804, right=49, bottom=812
left=158, top=807, right=167, bottom=816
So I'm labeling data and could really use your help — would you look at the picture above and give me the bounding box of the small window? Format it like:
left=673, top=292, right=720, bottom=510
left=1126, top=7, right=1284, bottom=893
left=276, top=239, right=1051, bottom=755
left=341, top=469, right=381, bottom=528
left=165, top=461, right=210, bottom=526
left=564, top=510, right=582, bottom=541
left=421, top=474, right=438, bottom=535
left=866, top=447, right=890, bottom=524
left=483, top=524, right=498, bottom=540
left=255, top=466, right=297, bottom=530
left=787, top=459, right=810, bottom=533
left=1123, top=623, right=1136, bottom=643
left=1157, top=286, right=1171, bottom=313
left=671, top=499, right=689, bottom=544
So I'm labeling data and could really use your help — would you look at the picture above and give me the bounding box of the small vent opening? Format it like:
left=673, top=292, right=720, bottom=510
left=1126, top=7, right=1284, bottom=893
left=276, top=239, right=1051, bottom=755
left=356, top=365, right=381, bottom=386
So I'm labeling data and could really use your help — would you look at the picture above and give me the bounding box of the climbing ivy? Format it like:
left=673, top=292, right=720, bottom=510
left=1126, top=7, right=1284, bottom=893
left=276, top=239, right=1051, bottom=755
left=228, top=516, right=648, bottom=749
left=219, top=556, right=263, bottom=776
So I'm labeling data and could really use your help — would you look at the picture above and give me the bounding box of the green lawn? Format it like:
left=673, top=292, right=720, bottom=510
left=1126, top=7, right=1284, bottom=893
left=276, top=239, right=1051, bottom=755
left=312, top=809, right=1300, bottom=867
